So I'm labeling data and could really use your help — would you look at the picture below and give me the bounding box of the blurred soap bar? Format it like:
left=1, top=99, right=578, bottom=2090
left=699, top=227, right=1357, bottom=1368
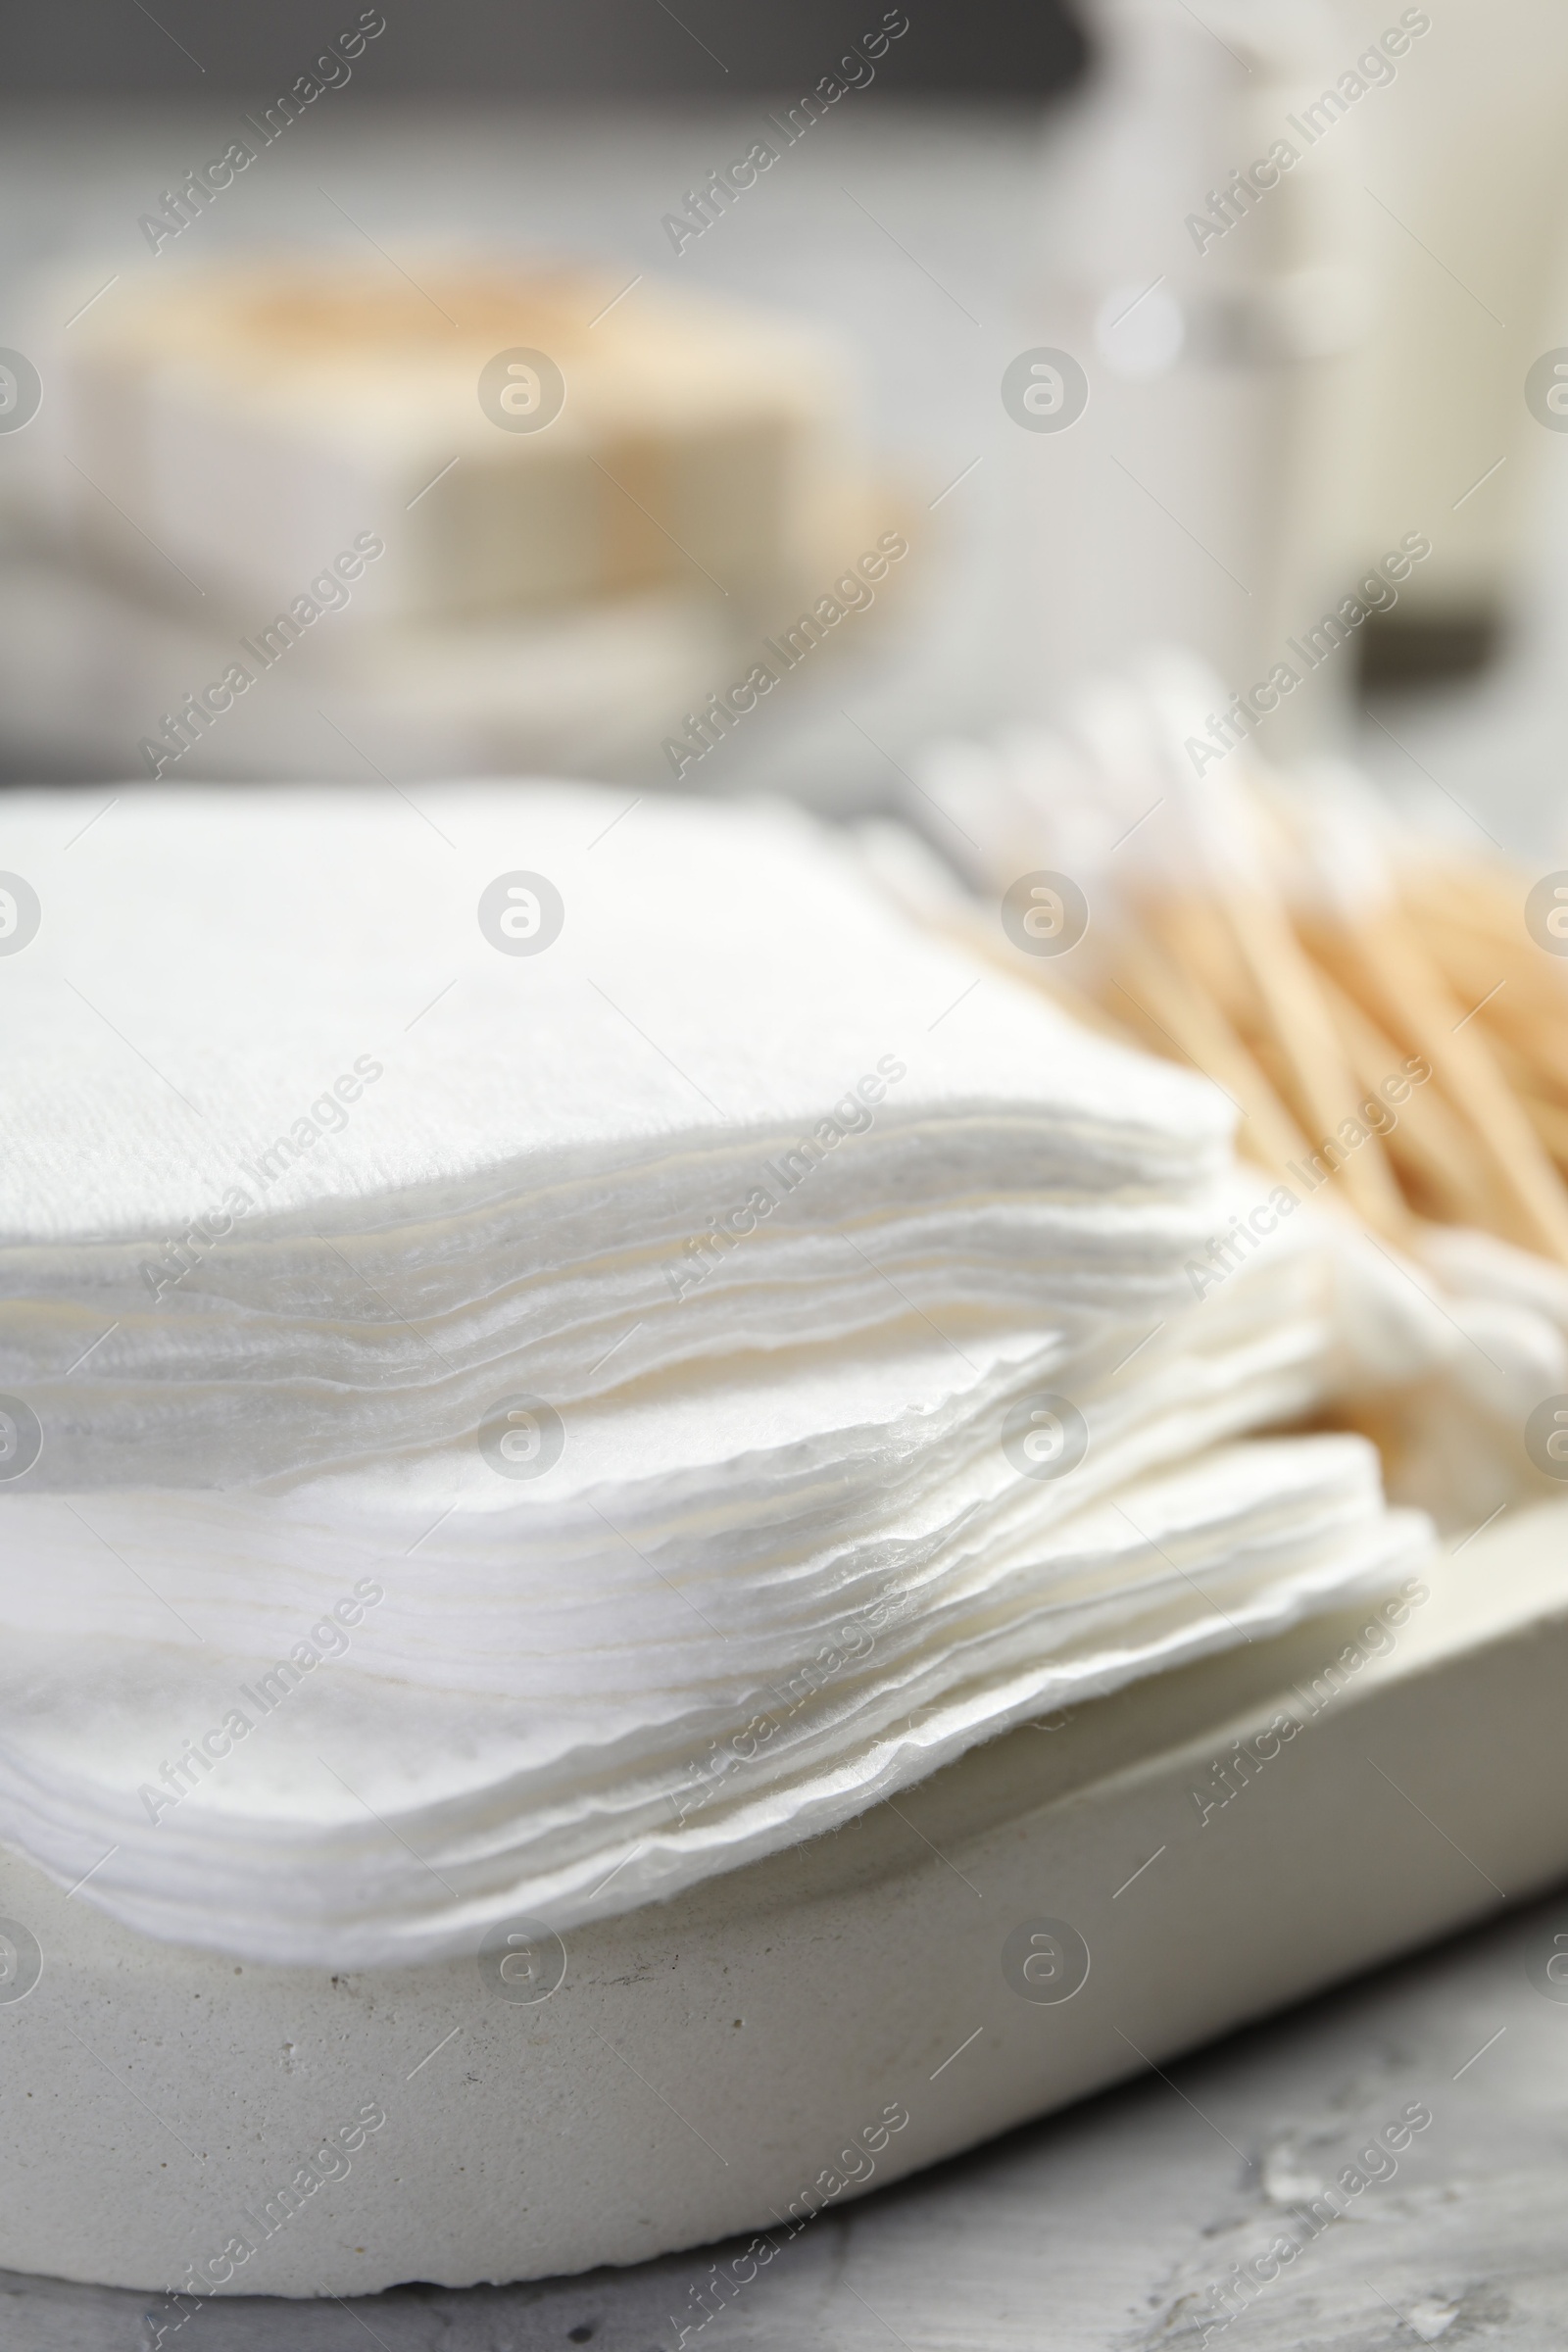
left=47, top=261, right=873, bottom=623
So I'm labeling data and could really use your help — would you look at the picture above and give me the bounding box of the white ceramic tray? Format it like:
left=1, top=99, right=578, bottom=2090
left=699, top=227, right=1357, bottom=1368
left=2, top=1505, right=1563, bottom=2301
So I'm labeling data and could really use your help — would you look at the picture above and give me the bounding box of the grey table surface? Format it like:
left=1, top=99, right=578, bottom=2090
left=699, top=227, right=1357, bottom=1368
left=8, top=1885, right=1568, bottom=2351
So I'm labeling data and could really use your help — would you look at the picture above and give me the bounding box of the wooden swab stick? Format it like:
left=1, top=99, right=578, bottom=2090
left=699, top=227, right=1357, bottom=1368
left=1144, top=893, right=1259, bottom=1033
left=1402, top=859, right=1523, bottom=938
left=1476, top=1027, right=1568, bottom=1119
left=1106, top=931, right=1317, bottom=1189
left=1309, top=962, right=1497, bottom=1227
left=1405, top=907, right=1568, bottom=1104
left=1407, top=901, right=1561, bottom=1012
left=1508, top=1088, right=1568, bottom=1172
left=1306, top=906, right=1568, bottom=1264
left=1207, top=878, right=1410, bottom=1234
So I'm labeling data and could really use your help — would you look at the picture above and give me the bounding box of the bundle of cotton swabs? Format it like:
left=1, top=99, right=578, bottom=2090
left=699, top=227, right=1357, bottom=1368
left=886, top=648, right=1568, bottom=1529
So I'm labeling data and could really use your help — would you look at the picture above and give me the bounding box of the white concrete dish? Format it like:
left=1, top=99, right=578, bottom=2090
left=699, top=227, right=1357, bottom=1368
left=2, top=1505, right=1563, bottom=2303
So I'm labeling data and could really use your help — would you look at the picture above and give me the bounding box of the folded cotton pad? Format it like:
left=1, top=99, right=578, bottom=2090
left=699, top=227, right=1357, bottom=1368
left=0, top=783, right=1430, bottom=1965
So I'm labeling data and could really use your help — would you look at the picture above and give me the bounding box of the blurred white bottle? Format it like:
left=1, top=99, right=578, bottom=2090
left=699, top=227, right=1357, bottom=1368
left=1319, top=0, right=1568, bottom=681
left=1010, top=0, right=1372, bottom=756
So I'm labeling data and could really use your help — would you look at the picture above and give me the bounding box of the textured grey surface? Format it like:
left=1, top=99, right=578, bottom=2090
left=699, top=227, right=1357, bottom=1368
left=7, top=1886, right=1567, bottom=2350
left=3, top=52, right=1565, bottom=2352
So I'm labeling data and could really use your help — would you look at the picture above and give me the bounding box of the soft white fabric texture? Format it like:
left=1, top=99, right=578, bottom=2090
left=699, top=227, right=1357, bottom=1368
left=0, top=783, right=1429, bottom=1965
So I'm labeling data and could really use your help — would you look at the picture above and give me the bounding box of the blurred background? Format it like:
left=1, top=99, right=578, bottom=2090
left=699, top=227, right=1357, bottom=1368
left=2, top=0, right=1567, bottom=853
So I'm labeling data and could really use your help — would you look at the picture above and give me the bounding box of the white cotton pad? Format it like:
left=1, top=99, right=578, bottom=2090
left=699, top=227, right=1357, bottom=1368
left=0, top=782, right=1429, bottom=1977
left=0, top=1432, right=1425, bottom=1965
left=2, top=782, right=1228, bottom=1482
left=0, top=1504, right=1555, bottom=2302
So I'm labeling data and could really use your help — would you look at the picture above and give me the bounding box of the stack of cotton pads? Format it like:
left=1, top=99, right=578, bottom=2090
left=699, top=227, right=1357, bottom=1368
left=0, top=785, right=1429, bottom=1967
